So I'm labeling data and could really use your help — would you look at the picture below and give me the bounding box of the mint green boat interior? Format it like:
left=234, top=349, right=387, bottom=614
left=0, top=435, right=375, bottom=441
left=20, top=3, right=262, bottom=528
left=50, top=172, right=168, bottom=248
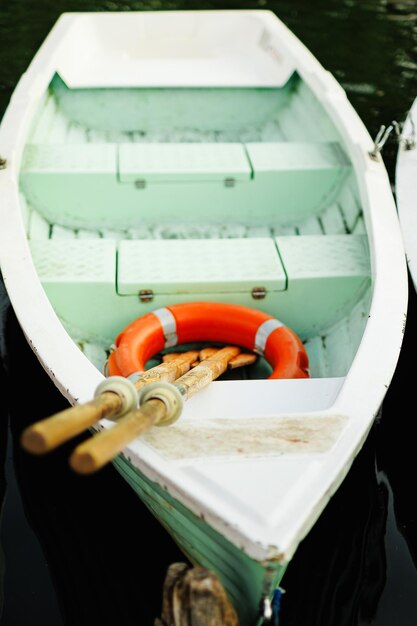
left=17, top=70, right=372, bottom=626
left=19, top=72, right=371, bottom=382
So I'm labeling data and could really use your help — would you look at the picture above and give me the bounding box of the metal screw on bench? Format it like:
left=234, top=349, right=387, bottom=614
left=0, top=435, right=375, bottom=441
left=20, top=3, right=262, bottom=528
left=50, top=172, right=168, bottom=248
left=251, top=286, right=266, bottom=300
left=138, top=289, right=154, bottom=302
left=0, top=156, right=7, bottom=169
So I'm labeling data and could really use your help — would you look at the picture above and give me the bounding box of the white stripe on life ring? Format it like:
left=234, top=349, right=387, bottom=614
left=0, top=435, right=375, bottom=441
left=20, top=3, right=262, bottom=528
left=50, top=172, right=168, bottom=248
left=152, top=307, right=178, bottom=348
left=254, top=318, right=285, bottom=356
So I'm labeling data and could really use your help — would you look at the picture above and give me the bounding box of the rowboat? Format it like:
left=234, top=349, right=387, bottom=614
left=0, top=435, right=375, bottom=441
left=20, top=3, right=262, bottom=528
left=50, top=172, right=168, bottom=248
left=395, top=96, right=417, bottom=292
left=0, top=9, right=408, bottom=625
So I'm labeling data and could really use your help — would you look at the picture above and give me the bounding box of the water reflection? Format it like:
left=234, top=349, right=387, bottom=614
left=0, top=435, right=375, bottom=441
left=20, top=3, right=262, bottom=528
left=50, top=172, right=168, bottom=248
left=279, top=428, right=388, bottom=626
left=371, top=280, right=417, bottom=625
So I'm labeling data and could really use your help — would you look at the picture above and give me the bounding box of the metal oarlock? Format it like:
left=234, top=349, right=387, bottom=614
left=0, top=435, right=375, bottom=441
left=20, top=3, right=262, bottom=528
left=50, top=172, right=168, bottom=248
left=139, top=381, right=184, bottom=426
left=393, top=118, right=416, bottom=151
left=369, top=119, right=416, bottom=160
left=369, top=124, right=394, bottom=160
left=94, top=375, right=139, bottom=417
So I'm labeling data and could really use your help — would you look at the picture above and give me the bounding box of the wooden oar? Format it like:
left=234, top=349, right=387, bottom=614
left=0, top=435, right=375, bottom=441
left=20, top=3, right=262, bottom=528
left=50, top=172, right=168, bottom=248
left=163, top=350, right=256, bottom=370
left=20, top=350, right=199, bottom=455
left=70, top=345, right=242, bottom=475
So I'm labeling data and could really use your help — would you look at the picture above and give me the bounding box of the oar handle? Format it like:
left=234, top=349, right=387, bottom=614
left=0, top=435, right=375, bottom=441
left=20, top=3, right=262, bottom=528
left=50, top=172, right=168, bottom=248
left=69, top=398, right=166, bottom=475
left=21, top=350, right=199, bottom=455
left=20, top=392, right=122, bottom=455
left=69, top=346, right=241, bottom=474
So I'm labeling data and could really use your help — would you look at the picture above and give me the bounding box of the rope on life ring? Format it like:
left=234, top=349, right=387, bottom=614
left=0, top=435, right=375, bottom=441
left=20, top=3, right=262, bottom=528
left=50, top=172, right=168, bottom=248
left=108, top=302, right=309, bottom=380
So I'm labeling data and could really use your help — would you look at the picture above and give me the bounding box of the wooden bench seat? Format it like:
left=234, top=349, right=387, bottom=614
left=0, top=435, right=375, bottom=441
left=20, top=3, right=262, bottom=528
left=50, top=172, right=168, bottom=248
left=20, top=140, right=351, bottom=230
left=29, top=233, right=369, bottom=345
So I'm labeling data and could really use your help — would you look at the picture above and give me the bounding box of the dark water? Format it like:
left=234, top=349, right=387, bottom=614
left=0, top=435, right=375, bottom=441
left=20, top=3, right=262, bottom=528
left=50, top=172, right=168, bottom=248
left=1, top=1, right=417, bottom=625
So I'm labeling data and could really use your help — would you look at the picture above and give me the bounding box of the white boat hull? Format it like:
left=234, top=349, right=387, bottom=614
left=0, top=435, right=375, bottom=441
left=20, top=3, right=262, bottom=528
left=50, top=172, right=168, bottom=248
left=0, top=10, right=408, bottom=624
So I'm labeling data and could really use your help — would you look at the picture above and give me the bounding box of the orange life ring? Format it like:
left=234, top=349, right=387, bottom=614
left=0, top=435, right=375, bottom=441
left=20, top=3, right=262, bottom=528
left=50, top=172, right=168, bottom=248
left=108, top=302, right=309, bottom=380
